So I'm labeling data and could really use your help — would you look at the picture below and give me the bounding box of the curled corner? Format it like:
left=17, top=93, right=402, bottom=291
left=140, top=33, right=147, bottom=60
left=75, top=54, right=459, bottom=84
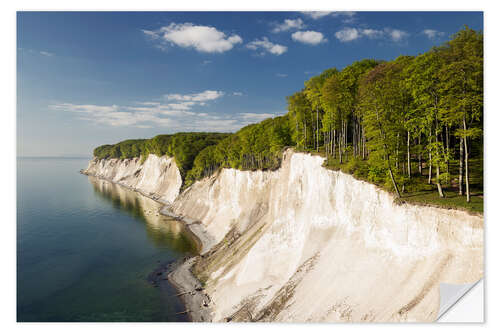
left=437, top=279, right=483, bottom=321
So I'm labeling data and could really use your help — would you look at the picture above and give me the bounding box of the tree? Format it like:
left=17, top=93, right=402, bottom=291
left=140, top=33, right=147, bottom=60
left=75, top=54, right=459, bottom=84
left=359, top=63, right=403, bottom=197
left=304, top=68, right=337, bottom=151
left=405, top=49, right=447, bottom=197
left=439, top=26, right=483, bottom=202
left=339, top=59, right=380, bottom=159
left=287, top=91, right=310, bottom=149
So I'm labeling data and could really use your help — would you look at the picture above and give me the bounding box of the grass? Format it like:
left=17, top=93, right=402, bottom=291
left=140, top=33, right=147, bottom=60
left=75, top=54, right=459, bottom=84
left=396, top=190, right=483, bottom=214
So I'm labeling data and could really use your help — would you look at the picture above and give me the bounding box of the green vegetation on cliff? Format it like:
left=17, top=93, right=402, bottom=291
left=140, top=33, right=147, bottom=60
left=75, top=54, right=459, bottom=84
left=93, top=133, right=230, bottom=179
left=93, top=27, right=483, bottom=212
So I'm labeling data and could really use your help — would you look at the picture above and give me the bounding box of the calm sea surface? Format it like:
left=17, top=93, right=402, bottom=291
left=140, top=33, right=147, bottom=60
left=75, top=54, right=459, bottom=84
left=17, top=157, right=197, bottom=322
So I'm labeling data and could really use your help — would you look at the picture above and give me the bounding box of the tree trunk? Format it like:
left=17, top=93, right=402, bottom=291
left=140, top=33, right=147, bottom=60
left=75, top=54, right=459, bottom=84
left=435, top=119, right=445, bottom=198
left=374, top=106, right=400, bottom=198
left=325, top=128, right=329, bottom=157
left=407, top=130, right=411, bottom=178
left=316, top=107, right=319, bottom=152
left=339, top=129, right=343, bottom=164
left=463, top=116, right=470, bottom=202
left=418, top=132, right=422, bottom=175
left=436, top=164, right=445, bottom=197
left=333, top=129, right=336, bottom=159
left=362, top=127, right=366, bottom=159
left=304, top=122, right=307, bottom=149
left=353, top=115, right=357, bottom=157
left=396, top=132, right=400, bottom=171
left=445, top=125, right=450, bottom=176
left=295, top=117, right=299, bottom=149
left=459, top=136, right=464, bottom=196
left=388, top=165, right=401, bottom=198
left=428, top=128, right=432, bottom=184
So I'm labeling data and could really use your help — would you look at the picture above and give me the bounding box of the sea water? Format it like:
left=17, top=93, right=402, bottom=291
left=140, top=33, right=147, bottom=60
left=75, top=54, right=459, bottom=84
left=17, top=157, right=196, bottom=322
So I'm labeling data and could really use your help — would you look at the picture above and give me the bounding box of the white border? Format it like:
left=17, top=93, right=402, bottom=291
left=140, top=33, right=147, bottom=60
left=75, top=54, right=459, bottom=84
left=2, top=1, right=498, bottom=332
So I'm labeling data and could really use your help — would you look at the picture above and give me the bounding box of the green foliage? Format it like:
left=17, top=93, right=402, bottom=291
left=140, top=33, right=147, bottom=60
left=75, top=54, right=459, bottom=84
left=184, top=115, right=292, bottom=187
left=93, top=133, right=230, bottom=180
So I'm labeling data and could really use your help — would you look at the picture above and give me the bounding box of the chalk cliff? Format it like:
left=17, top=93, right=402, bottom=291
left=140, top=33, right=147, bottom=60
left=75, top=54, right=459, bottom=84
left=83, top=154, right=182, bottom=204
left=84, top=149, right=483, bottom=322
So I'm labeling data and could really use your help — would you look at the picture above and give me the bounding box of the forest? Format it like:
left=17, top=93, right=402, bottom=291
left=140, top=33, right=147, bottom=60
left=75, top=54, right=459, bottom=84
left=93, top=27, right=483, bottom=212
left=93, top=132, right=231, bottom=180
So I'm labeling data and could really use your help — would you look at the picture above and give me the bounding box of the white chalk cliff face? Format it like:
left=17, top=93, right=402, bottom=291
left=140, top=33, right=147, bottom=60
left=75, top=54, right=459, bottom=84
left=83, top=154, right=182, bottom=204
left=170, top=149, right=483, bottom=322
left=84, top=150, right=483, bottom=322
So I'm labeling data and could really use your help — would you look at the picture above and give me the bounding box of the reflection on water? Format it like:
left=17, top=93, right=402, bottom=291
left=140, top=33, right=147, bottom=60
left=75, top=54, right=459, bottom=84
left=89, top=177, right=198, bottom=254
left=17, top=158, right=197, bottom=322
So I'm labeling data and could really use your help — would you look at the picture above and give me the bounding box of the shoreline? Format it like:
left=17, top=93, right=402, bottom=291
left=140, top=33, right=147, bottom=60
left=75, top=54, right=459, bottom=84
left=80, top=170, right=214, bottom=322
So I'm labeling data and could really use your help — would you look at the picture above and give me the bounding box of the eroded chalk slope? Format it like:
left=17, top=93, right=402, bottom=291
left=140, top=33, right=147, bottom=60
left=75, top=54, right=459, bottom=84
left=169, top=149, right=483, bottom=322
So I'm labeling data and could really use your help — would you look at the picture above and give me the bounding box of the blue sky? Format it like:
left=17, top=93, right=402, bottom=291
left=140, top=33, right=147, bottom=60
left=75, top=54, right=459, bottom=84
left=17, top=11, right=483, bottom=157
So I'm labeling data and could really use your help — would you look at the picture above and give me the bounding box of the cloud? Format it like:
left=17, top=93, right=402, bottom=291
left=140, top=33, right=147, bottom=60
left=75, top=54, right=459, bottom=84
left=335, top=28, right=360, bottom=42
left=276, top=73, right=288, bottom=77
left=360, top=29, right=384, bottom=39
left=49, top=103, right=119, bottom=113
left=335, top=27, right=409, bottom=42
left=301, top=11, right=333, bottom=20
left=422, top=29, right=445, bottom=39
left=332, top=11, right=357, bottom=23
left=302, top=11, right=356, bottom=21
left=19, top=48, right=54, bottom=56
left=202, top=60, right=212, bottom=65
left=292, top=31, right=326, bottom=45
left=246, top=37, right=288, bottom=55
left=384, top=28, right=409, bottom=42
left=143, top=23, right=242, bottom=53
left=272, top=18, right=306, bottom=33
left=39, top=51, right=54, bottom=57
left=233, top=92, right=243, bottom=96
left=164, top=90, right=224, bottom=102
left=49, top=90, right=283, bottom=132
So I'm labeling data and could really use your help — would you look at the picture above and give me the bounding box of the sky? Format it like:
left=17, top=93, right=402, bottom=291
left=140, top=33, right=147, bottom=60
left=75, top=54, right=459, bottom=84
left=17, top=11, right=483, bottom=157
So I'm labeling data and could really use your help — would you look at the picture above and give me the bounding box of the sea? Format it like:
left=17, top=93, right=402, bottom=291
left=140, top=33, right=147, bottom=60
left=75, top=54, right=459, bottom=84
left=17, top=157, right=197, bottom=322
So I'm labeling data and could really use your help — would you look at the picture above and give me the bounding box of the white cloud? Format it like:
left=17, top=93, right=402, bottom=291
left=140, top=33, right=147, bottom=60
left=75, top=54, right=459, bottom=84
left=360, top=29, right=384, bottom=39
left=136, top=102, right=160, bottom=106
left=335, top=28, right=360, bottom=42
left=164, top=90, right=224, bottom=102
left=272, top=18, right=306, bottom=33
left=247, top=37, right=288, bottom=55
left=49, top=90, right=283, bottom=132
left=302, top=11, right=356, bottom=21
left=276, top=73, right=288, bottom=78
left=39, top=51, right=54, bottom=57
left=385, top=28, right=409, bottom=42
left=143, top=23, right=242, bottom=53
left=49, top=103, right=119, bottom=113
left=422, top=29, right=445, bottom=39
left=291, top=31, right=326, bottom=45
left=49, top=89, right=225, bottom=128
left=301, top=11, right=333, bottom=20
left=335, top=27, right=409, bottom=42
left=233, top=92, right=243, bottom=96
left=332, top=11, right=357, bottom=23
left=202, top=60, right=212, bottom=65
left=50, top=100, right=283, bottom=132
